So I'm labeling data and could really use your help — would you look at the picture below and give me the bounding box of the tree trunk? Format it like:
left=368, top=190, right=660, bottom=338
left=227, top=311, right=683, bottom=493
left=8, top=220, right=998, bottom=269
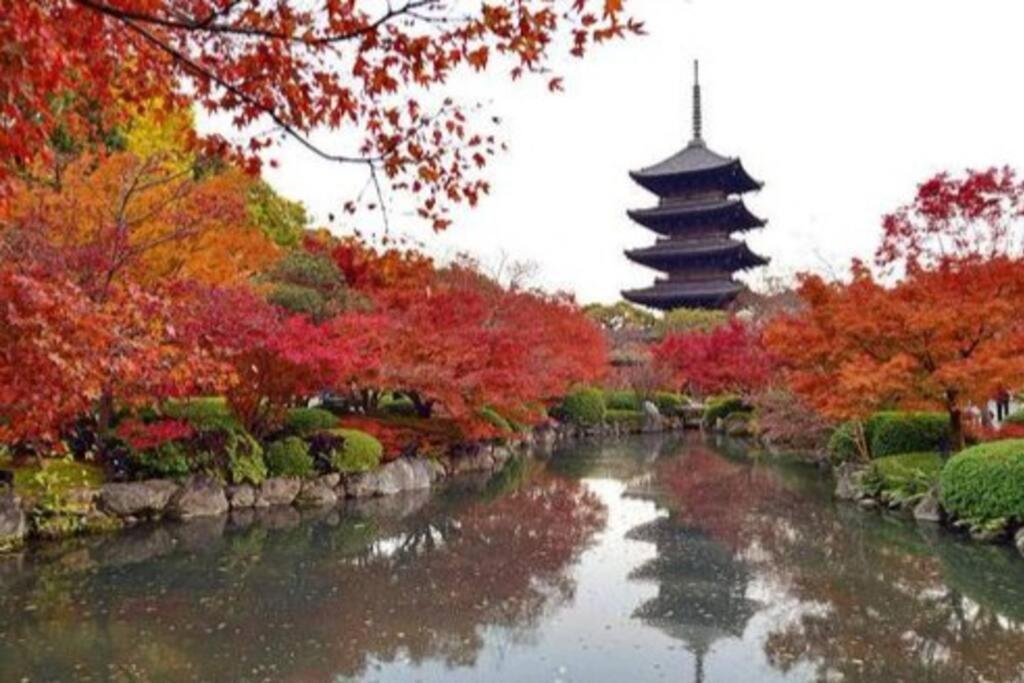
left=949, top=406, right=965, bottom=453
left=96, top=391, right=115, bottom=437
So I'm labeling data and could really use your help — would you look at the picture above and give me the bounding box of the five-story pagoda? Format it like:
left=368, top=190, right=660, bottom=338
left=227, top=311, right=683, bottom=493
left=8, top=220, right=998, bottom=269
left=622, top=62, right=767, bottom=310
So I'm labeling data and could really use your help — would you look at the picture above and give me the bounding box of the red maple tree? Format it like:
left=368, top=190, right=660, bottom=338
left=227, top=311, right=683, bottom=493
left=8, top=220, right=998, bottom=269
left=2, top=0, right=641, bottom=226
left=652, top=318, right=775, bottom=397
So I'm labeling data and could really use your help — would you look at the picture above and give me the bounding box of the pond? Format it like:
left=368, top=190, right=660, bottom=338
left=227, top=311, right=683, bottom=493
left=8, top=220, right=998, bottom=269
left=2, top=435, right=1024, bottom=682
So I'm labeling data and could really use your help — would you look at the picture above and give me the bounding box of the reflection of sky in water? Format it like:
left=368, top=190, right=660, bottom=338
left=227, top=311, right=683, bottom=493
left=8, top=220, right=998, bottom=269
left=3, top=435, right=1024, bottom=682
left=365, top=477, right=810, bottom=683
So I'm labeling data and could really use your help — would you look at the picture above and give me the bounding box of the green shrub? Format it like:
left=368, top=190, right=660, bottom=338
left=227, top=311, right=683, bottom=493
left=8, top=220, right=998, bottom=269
left=604, top=390, right=641, bottom=411
left=863, top=452, right=943, bottom=499
left=654, top=392, right=687, bottom=417
left=606, top=409, right=644, bottom=430
left=703, top=396, right=750, bottom=427
left=827, top=421, right=864, bottom=463
left=327, top=429, right=383, bottom=474
left=940, top=440, right=1024, bottom=524
left=135, top=441, right=191, bottom=479
left=868, top=411, right=950, bottom=458
left=265, top=437, right=315, bottom=478
left=479, top=407, right=513, bottom=434
left=225, top=431, right=267, bottom=486
left=162, top=397, right=240, bottom=432
left=557, top=388, right=606, bottom=427
left=267, top=283, right=328, bottom=319
left=657, top=307, right=727, bottom=337
left=378, top=394, right=417, bottom=417
left=284, top=407, right=338, bottom=436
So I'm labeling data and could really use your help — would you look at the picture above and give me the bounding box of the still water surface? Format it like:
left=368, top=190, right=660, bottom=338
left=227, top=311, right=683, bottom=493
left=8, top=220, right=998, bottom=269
left=2, top=435, right=1024, bottom=682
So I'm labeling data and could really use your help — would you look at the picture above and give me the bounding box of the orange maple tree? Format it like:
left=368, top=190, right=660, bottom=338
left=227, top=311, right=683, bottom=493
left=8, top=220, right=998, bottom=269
left=767, top=169, right=1024, bottom=451
left=1, top=152, right=279, bottom=295
left=766, top=260, right=1024, bottom=449
left=2, top=0, right=641, bottom=227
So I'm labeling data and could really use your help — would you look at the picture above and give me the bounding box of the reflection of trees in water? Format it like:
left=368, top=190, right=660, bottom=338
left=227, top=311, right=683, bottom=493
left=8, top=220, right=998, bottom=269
left=759, top=504, right=1024, bottom=683
left=0, top=460, right=605, bottom=682
left=646, top=442, right=1024, bottom=683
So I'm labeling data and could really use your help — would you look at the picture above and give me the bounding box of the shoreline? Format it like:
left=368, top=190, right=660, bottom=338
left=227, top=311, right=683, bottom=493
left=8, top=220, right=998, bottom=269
left=0, top=417, right=690, bottom=554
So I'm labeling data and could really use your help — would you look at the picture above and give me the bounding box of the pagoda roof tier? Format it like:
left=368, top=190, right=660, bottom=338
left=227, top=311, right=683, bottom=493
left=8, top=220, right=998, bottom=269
left=629, top=141, right=762, bottom=196
left=627, top=198, right=765, bottom=234
left=622, top=279, right=744, bottom=311
left=625, top=238, right=768, bottom=271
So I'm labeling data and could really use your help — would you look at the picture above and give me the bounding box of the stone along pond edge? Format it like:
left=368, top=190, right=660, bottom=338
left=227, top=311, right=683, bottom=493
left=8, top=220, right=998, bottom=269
left=0, top=419, right=680, bottom=553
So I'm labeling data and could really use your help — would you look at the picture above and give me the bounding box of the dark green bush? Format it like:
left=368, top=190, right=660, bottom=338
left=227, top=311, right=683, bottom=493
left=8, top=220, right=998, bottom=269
left=557, top=388, right=606, bottom=427
left=940, top=439, right=1024, bottom=524
left=162, top=397, right=240, bottom=432
left=284, top=407, right=338, bottom=436
left=267, top=283, right=328, bottom=319
left=378, top=394, right=417, bottom=417
left=327, top=429, right=383, bottom=474
left=605, top=409, right=644, bottom=430
left=654, top=392, right=687, bottom=417
left=134, top=442, right=191, bottom=479
left=604, top=390, right=641, bottom=411
left=479, top=407, right=513, bottom=434
left=868, top=411, right=950, bottom=458
left=703, top=396, right=750, bottom=428
left=265, top=437, right=315, bottom=478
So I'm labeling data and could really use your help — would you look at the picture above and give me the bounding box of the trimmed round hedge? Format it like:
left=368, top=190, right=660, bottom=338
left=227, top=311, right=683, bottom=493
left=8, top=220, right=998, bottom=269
left=162, top=397, right=240, bottom=432
left=558, top=388, right=606, bottom=427
left=827, top=412, right=951, bottom=461
left=940, top=439, right=1024, bottom=524
left=702, top=396, right=750, bottom=428
left=604, top=390, right=642, bottom=411
left=265, top=436, right=315, bottom=478
left=654, top=392, right=687, bottom=417
left=284, top=407, right=338, bottom=436
left=868, top=411, right=949, bottom=458
left=328, top=429, right=383, bottom=474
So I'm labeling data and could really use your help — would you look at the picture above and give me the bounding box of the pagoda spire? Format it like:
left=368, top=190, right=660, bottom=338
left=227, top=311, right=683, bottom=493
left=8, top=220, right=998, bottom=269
left=692, top=59, right=703, bottom=144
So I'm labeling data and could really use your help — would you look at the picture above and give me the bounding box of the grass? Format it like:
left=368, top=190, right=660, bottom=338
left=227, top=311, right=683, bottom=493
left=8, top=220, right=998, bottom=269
left=8, top=459, right=106, bottom=499
left=864, top=451, right=943, bottom=500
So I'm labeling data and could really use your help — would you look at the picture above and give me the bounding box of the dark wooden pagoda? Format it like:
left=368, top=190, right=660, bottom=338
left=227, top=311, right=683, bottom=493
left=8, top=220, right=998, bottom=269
left=622, top=62, right=767, bottom=310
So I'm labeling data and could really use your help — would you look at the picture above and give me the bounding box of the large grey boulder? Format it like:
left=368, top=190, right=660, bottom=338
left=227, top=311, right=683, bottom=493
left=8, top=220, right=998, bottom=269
left=225, top=484, right=257, bottom=509
left=347, top=459, right=433, bottom=498
left=450, top=448, right=495, bottom=475
left=1015, top=528, right=1024, bottom=558
left=912, top=488, right=943, bottom=523
left=166, top=476, right=228, bottom=520
left=256, top=478, right=301, bottom=507
left=296, top=478, right=339, bottom=507
left=100, top=480, right=179, bottom=517
left=0, top=492, right=26, bottom=550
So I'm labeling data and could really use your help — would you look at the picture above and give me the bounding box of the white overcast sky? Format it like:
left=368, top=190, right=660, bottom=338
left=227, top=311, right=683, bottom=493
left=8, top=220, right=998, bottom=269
left=240, top=0, right=1024, bottom=305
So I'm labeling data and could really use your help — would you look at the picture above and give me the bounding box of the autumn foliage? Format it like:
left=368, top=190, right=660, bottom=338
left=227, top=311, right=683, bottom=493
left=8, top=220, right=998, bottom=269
left=1, top=0, right=640, bottom=227
left=653, top=318, right=775, bottom=397
left=767, top=169, right=1024, bottom=449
